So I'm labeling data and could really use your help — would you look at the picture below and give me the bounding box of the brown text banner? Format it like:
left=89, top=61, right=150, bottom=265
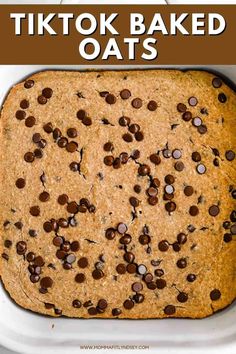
left=0, top=5, right=235, bottom=64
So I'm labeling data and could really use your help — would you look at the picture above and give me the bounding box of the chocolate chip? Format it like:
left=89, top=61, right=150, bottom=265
left=172, top=242, right=181, bottom=252
left=147, top=100, right=157, bottom=111
left=120, top=234, right=132, bottom=245
left=103, top=142, right=113, bottom=152
left=177, top=258, right=187, bottom=269
left=177, top=292, right=188, bottom=303
left=70, top=162, right=79, bottom=172
left=129, top=197, right=139, bottom=208
left=105, top=228, right=116, bottom=241
left=192, top=152, right=201, bottom=162
left=117, top=223, right=127, bottom=234
left=165, top=175, right=175, bottom=184
left=147, top=281, right=157, bottom=290
left=230, top=224, right=236, bottom=235
left=224, top=233, right=232, bottom=243
left=123, top=133, right=133, bottom=143
left=147, top=187, right=158, bottom=197
left=230, top=210, right=236, bottom=222
left=77, top=257, right=88, bottom=268
left=30, top=275, right=40, bottom=283
left=129, top=123, right=140, bottom=134
left=75, top=273, right=85, bottom=283
left=138, top=164, right=150, bottom=176
left=162, top=148, right=172, bottom=158
left=38, top=95, right=47, bottom=105
left=98, top=299, right=107, bottom=310
left=182, top=111, right=192, bottom=121
left=132, top=98, right=142, bottom=109
left=126, top=263, right=137, bottom=274
left=34, top=148, right=43, bottom=159
left=137, top=264, right=147, bottom=275
left=197, top=125, right=208, bottom=135
left=57, top=194, right=69, bottom=205
left=172, top=149, right=182, bottom=159
left=82, top=117, right=92, bottom=127
left=120, top=152, right=129, bottom=164
left=105, top=94, right=116, bottom=104
left=150, top=154, right=161, bottom=165
left=66, top=254, right=76, bottom=264
left=67, top=201, right=79, bottom=214
left=34, top=256, right=45, bottom=267
left=218, top=93, right=227, bottom=103
left=72, top=299, right=82, bottom=308
left=123, top=299, right=134, bottom=309
left=15, top=110, right=26, bottom=120
left=225, top=150, right=235, bottom=161
left=24, top=80, right=34, bottom=89
left=44, top=221, right=55, bottom=233
left=184, top=186, right=194, bottom=196
left=132, top=282, right=143, bottom=292
left=61, top=241, right=71, bottom=252
left=133, top=293, right=144, bottom=304
left=116, top=263, right=126, bottom=274
left=29, top=229, right=37, bottom=237
left=165, top=201, right=176, bottom=212
left=119, top=116, right=130, bottom=126
left=188, top=96, right=198, bottom=106
left=164, top=305, right=176, bottom=315
left=196, top=164, right=206, bottom=174
left=52, top=236, right=63, bottom=247
left=43, top=122, right=53, bottom=133
left=210, top=289, right=221, bottom=301
left=14, top=221, right=23, bottom=230
left=143, top=273, right=153, bottom=283
left=120, top=89, right=131, bottom=99
left=154, top=269, right=164, bottom=277
left=131, top=149, right=140, bottom=160
left=57, top=137, right=68, bottom=148
left=189, top=205, right=199, bottom=216
left=124, top=252, right=135, bottom=263
left=158, top=240, right=169, bottom=252
left=112, top=308, right=122, bottom=316
left=71, top=241, right=80, bottom=252
left=104, top=156, right=114, bottom=166
left=113, top=157, right=121, bottom=169
left=139, top=234, right=151, bottom=246
left=92, top=269, right=104, bottom=280
left=42, top=88, right=53, bottom=99
left=212, top=77, right=222, bottom=88
left=192, top=117, right=202, bottom=127
left=187, top=274, right=196, bottom=282
left=24, top=152, right=34, bottom=163
left=16, top=241, right=27, bottom=255
left=39, top=191, right=50, bottom=202
left=2, top=253, right=9, bottom=261
left=209, top=205, right=220, bottom=217
left=40, top=277, right=53, bottom=289
left=4, top=240, right=12, bottom=248
left=177, top=233, right=187, bottom=245
left=66, top=141, right=78, bottom=153
left=29, top=206, right=40, bottom=217
left=174, top=161, right=184, bottom=172
left=15, top=178, right=26, bottom=189
left=177, top=103, right=187, bottom=112
left=54, top=309, right=62, bottom=316
left=156, top=279, right=166, bottom=289
left=20, top=99, right=29, bottom=109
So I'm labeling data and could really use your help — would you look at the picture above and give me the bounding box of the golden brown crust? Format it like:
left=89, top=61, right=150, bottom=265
left=0, top=69, right=236, bottom=319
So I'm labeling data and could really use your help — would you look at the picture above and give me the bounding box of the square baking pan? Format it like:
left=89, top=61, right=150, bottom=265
left=0, top=64, right=235, bottom=354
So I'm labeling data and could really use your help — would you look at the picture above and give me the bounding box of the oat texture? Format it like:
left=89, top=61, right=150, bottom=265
left=0, top=70, right=235, bottom=318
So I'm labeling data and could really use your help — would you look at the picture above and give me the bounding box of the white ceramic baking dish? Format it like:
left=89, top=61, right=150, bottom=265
left=0, top=64, right=235, bottom=354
